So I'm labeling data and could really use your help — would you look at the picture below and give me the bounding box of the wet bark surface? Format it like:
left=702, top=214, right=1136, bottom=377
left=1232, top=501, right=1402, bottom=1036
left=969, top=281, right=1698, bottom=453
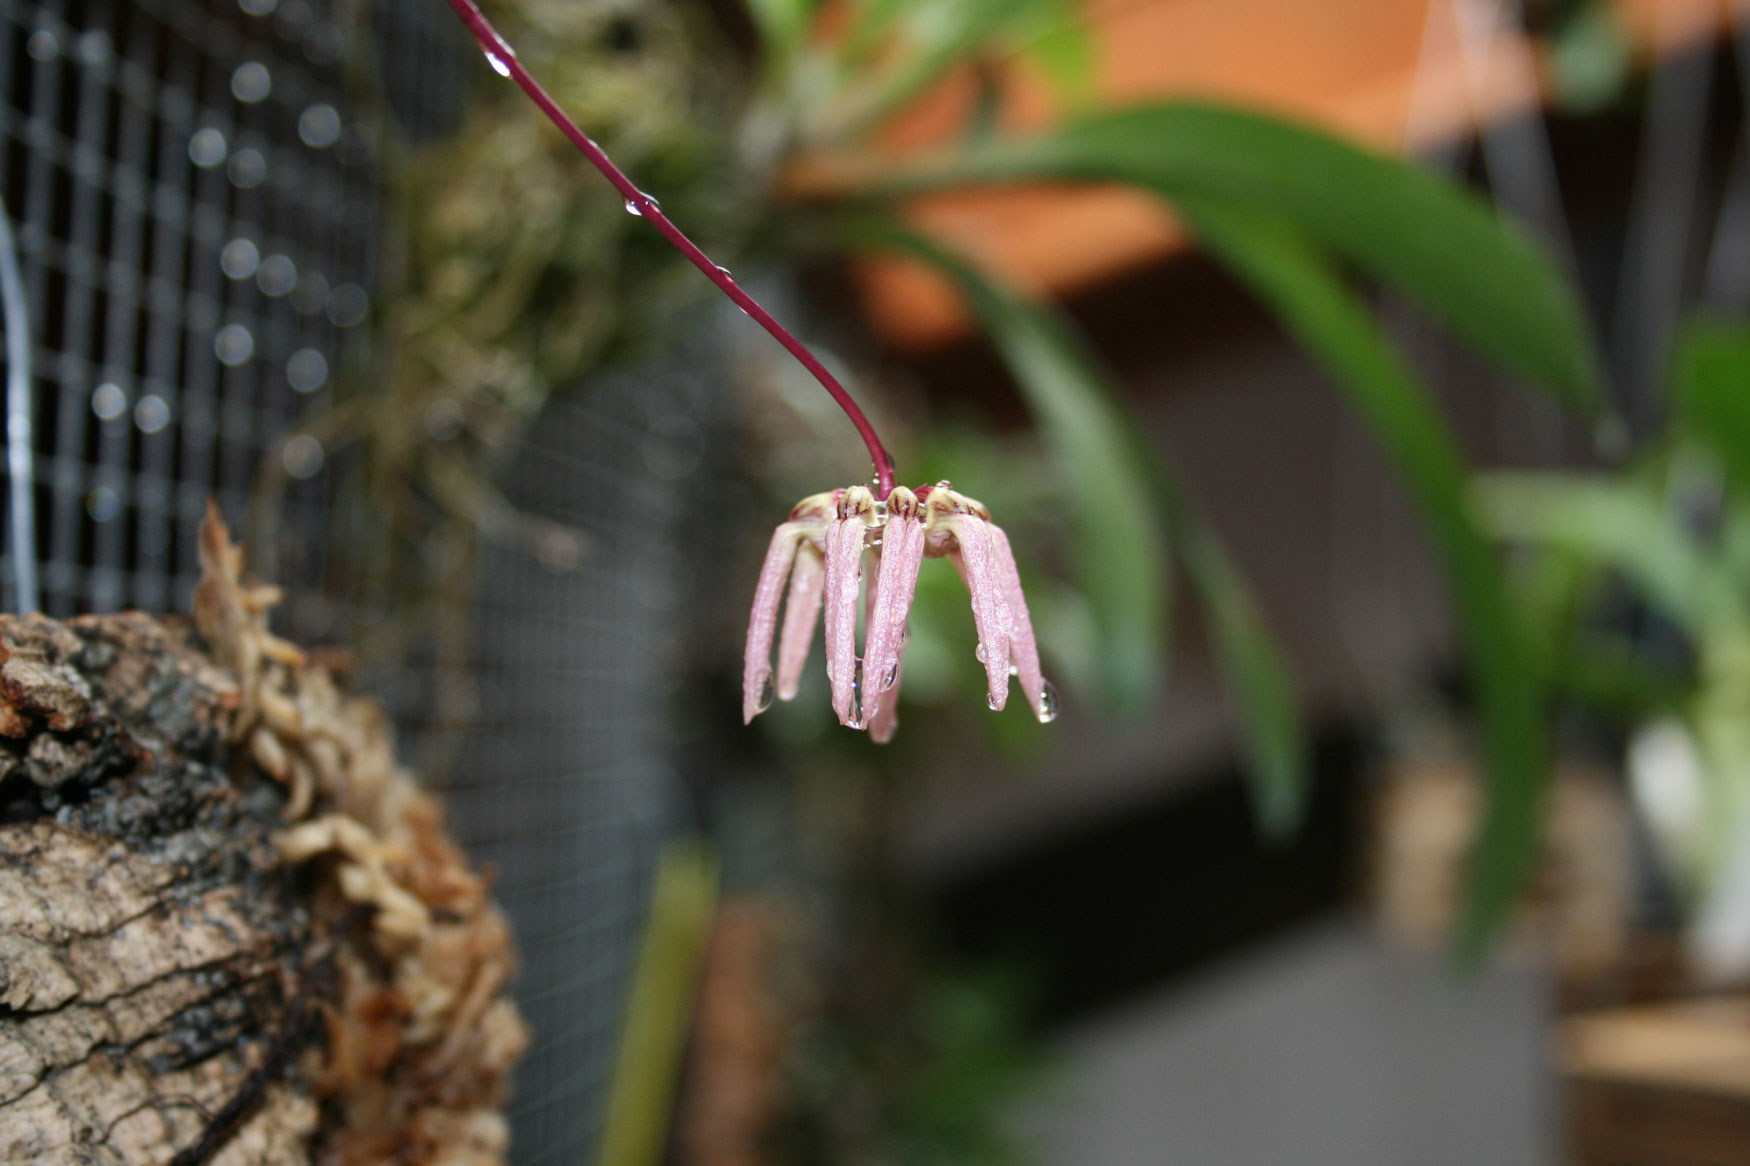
left=0, top=610, right=317, bottom=1164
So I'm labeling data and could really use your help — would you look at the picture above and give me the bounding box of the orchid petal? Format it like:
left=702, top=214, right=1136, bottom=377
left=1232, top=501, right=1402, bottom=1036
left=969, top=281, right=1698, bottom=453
left=986, top=523, right=1050, bottom=721
left=945, top=515, right=1013, bottom=710
left=861, top=489, right=926, bottom=725
left=775, top=544, right=824, bottom=700
left=743, top=522, right=805, bottom=723
left=822, top=515, right=866, bottom=727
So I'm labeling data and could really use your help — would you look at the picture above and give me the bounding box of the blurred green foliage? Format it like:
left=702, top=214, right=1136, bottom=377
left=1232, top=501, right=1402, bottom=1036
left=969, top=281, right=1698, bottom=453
left=323, top=0, right=1610, bottom=969
left=1481, top=322, right=1750, bottom=940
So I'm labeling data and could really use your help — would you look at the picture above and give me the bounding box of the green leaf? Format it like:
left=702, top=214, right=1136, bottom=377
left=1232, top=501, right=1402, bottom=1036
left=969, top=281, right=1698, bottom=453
left=851, top=222, right=1309, bottom=828
left=1017, top=20, right=1096, bottom=108
left=1177, top=197, right=1548, bottom=963
left=878, top=101, right=1603, bottom=411
left=1477, top=472, right=1742, bottom=636
left=1163, top=478, right=1309, bottom=835
left=1674, top=320, right=1750, bottom=496
left=833, top=0, right=1078, bottom=140
left=869, top=227, right=1167, bottom=711
left=746, top=0, right=817, bottom=65
left=598, top=842, right=720, bottom=1166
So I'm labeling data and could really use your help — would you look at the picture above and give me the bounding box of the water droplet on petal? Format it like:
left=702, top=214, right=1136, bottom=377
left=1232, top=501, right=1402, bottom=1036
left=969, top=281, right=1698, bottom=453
left=883, top=662, right=898, bottom=690
left=987, top=692, right=1002, bottom=712
left=756, top=674, right=775, bottom=713
left=485, top=51, right=511, bottom=77
left=974, top=644, right=986, bottom=664
left=1035, top=680, right=1060, bottom=724
left=848, top=661, right=866, bottom=729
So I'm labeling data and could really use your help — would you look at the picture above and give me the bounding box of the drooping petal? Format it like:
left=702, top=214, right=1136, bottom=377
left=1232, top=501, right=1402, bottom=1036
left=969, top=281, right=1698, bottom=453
left=986, top=523, right=1053, bottom=722
left=822, top=513, right=867, bottom=728
left=775, top=544, right=825, bottom=700
left=743, top=522, right=805, bottom=723
left=861, top=487, right=926, bottom=727
left=944, top=514, right=1013, bottom=710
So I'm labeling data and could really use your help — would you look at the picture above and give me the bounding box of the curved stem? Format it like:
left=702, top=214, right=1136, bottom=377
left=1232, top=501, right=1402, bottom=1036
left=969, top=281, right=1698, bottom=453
left=441, top=0, right=897, bottom=498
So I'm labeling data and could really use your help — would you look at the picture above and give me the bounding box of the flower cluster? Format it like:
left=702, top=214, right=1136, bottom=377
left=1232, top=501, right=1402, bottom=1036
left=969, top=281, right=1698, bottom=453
left=744, top=482, right=1057, bottom=741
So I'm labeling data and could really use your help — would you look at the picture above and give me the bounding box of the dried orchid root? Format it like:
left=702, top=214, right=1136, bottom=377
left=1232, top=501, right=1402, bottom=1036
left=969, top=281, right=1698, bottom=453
left=439, top=0, right=898, bottom=499
left=193, top=501, right=529, bottom=1164
left=744, top=482, right=1059, bottom=741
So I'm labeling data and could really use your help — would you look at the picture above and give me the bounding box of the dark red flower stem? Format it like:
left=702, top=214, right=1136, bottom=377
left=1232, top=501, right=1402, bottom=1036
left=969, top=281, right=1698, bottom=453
left=440, top=0, right=898, bottom=499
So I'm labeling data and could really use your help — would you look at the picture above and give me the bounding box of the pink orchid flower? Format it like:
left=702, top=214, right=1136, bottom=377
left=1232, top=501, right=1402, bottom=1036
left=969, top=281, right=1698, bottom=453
left=743, top=482, right=1058, bottom=741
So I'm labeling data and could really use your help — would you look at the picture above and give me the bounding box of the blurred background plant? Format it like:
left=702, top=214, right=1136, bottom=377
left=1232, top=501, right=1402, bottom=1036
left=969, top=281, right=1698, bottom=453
left=13, top=0, right=1750, bottom=1159
left=1482, top=319, right=1750, bottom=982
left=297, top=0, right=1602, bottom=920
left=284, top=0, right=1626, bottom=1159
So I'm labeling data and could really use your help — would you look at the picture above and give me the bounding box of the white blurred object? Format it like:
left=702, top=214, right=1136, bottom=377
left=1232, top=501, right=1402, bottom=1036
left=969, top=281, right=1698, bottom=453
left=1629, top=716, right=1750, bottom=982
left=1628, top=718, right=1707, bottom=892
left=1691, top=819, right=1750, bottom=983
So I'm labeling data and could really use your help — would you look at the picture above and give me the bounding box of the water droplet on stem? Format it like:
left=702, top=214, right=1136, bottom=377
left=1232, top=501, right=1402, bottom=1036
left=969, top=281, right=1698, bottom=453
left=485, top=51, right=511, bottom=77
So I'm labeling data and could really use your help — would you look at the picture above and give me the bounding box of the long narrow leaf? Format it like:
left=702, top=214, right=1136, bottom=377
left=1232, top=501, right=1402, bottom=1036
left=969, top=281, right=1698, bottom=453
left=1674, top=319, right=1750, bottom=495
left=857, top=223, right=1308, bottom=825
left=1478, top=472, right=1742, bottom=637
left=872, top=102, right=1603, bottom=412
left=1168, top=481, right=1308, bottom=835
left=1178, top=197, right=1548, bottom=963
left=871, top=227, right=1167, bottom=710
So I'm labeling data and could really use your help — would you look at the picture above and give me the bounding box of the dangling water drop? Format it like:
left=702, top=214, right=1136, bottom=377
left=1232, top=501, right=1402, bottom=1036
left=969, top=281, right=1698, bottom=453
left=1034, top=680, right=1060, bottom=724
left=624, top=198, right=642, bottom=216
left=485, top=51, right=511, bottom=77
left=848, top=661, right=866, bottom=729
left=987, top=692, right=1002, bottom=711
left=756, top=674, right=775, bottom=713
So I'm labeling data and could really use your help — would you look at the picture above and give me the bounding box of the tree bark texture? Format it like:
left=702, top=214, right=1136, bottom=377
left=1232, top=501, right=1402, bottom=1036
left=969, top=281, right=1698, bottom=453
left=0, top=509, right=527, bottom=1165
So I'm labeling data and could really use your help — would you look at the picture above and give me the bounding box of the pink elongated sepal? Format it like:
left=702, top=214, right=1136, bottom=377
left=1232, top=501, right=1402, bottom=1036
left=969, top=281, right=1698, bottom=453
left=743, top=523, right=805, bottom=723
left=775, top=544, right=824, bottom=700
left=944, top=515, right=1013, bottom=710
left=822, top=487, right=873, bottom=728
left=986, top=523, right=1048, bottom=720
left=861, top=488, right=925, bottom=727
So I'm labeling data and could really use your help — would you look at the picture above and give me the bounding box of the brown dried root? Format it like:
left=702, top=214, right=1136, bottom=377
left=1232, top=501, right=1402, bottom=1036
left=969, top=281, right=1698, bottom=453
left=192, top=503, right=529, bottom=1166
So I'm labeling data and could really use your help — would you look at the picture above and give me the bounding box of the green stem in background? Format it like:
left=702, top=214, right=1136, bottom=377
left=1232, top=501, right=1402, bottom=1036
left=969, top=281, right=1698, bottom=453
left=1180, top=198, right=1548, bottom=965
left=441, top=0, right=898, bottom=499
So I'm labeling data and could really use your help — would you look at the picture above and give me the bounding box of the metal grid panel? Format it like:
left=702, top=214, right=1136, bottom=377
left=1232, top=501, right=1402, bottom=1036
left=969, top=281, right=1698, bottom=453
left=0, top=0, right=375, bottom=618
left=439, top=359, right=713, bottom=1162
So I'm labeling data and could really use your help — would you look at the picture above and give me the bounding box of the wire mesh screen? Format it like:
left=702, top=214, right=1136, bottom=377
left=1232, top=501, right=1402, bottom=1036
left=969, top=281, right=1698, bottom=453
left=438, top=364, right=714, bottom=1160
left=0, top=0, right=710, bottom=1161
left=0, top=0, right=375, bottom=617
